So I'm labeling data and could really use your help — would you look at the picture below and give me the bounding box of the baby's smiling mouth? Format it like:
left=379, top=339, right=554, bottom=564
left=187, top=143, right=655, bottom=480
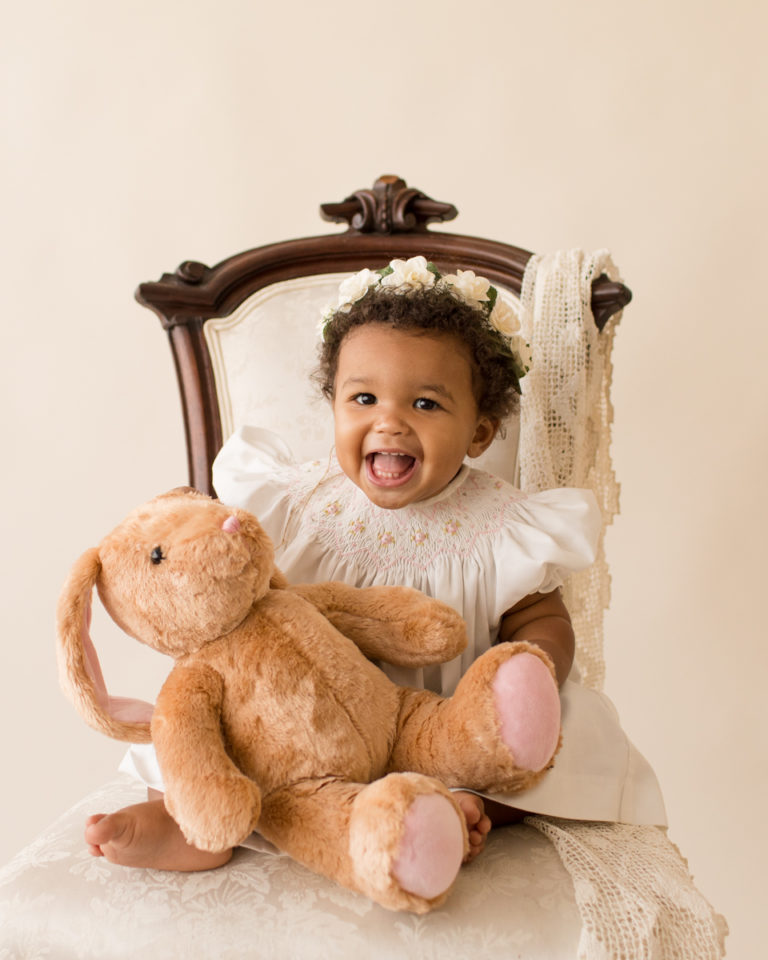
left=367, top=451, right=417, bottom=484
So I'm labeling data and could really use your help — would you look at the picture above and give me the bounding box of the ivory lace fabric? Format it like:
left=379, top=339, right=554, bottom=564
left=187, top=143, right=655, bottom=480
left=520, top=251, right=726, bottom=959
left=526, top=817, right=728, bottom=960
left=518, top=249, right=621, bottom=692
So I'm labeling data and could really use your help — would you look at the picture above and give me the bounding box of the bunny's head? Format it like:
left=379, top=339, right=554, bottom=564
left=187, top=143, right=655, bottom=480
left=56, top=488, right=282, bottom=742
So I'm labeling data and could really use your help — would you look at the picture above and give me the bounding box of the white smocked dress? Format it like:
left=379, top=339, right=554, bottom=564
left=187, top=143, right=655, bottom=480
left=198, top=426, right=665, bottom=826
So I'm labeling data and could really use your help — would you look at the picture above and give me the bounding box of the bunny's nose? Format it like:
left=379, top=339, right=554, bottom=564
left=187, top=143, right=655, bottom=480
left=221, top=515, right=241, bottom=534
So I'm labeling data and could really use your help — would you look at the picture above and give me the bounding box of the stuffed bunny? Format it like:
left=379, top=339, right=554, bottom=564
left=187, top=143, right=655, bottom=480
left=57, top=488, right=561, bottom=913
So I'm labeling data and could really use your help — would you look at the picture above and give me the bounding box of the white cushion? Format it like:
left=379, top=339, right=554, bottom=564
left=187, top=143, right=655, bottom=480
left=0, top=777, right=581, bottom=958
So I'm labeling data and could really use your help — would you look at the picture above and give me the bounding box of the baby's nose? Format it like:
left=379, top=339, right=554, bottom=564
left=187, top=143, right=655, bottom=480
left=374, top=409, right=409, bottom=434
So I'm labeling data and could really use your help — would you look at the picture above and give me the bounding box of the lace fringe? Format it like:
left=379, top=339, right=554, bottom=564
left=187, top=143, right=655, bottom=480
left=526, top=817, right=728, bottom=960
left=518, top=252, right=726, bottom=958
left=518, top=249, right=622, bottom=691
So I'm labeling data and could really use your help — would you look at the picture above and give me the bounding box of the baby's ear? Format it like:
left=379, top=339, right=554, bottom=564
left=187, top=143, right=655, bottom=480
left=467, top=417, right=499, bottom=458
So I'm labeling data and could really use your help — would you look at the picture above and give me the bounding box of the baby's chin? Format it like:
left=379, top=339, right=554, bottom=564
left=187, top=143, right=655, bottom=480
left=355, top=472, right=453, bottom=511
left=364, top=490, right=418, bottom=510
left=356, top=481, right=420, bottom=510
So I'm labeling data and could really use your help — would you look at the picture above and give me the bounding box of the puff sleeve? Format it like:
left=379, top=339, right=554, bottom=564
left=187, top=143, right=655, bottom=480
left=485, top=487, right=601, bottom=629
left=212, top=426, right=298, bottom=545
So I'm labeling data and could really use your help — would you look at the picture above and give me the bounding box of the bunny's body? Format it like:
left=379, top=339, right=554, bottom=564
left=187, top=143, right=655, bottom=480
left=57, top=489, right=562, bottom=913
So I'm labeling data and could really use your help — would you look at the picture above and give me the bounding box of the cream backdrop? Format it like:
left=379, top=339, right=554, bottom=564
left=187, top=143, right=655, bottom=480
left=2, top=1, right=765, bottom=955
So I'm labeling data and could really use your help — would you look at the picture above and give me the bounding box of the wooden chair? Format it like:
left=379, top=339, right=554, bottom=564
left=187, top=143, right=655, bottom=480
left=135, top=173, right=629, bottom=494
left=0, top=175, right=651, bottom=959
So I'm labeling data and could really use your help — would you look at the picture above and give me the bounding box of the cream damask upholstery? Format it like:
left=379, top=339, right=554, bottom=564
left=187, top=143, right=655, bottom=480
left=202, top=274, right=521, bottom=481
left=0, top=778, right=582, bottom=959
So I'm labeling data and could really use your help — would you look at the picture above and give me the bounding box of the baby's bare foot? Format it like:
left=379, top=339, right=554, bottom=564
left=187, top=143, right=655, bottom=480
left=453, top=791, right=491, bottom=863
left=85, top=800, right=232, bottom=872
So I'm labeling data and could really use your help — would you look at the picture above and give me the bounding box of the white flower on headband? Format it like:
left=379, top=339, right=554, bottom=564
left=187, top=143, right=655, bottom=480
left=489, top=298, right=521, bottom=337
left=337, top=269, right=380, bottom=308
left=379, top=256, right=436, bottom=292
left=317, top=305, right=334, bottom=340
left=318, top=256, right=530, bottom=378
left=442, top=269, right=492, bottom=307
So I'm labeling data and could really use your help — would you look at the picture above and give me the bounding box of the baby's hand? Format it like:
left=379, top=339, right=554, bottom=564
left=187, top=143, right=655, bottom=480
left=453, top=791, right=491, bottom=863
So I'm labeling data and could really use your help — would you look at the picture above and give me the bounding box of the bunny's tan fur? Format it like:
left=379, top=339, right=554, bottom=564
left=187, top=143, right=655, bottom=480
left=57, top=489, right=560, bottom=913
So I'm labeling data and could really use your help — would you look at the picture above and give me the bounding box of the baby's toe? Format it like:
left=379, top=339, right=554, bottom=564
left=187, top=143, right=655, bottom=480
left=455, top=791, right=484, bottom=826
left=476, top=812, right=491, bottom=837
left=84, top=811, right=135, bottom=861
left=463, top=830, right=488, bottom=864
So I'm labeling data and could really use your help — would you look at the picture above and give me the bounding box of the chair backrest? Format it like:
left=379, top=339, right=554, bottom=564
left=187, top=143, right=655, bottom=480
left=136, top=174, right=630, bottom=496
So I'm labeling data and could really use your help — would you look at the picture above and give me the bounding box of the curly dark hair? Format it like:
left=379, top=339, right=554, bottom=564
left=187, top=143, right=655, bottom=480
left=314, top=284, right=521, bottom=424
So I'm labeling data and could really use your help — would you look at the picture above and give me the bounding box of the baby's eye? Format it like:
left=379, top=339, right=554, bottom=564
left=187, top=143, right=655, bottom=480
left=414, top=397, right=440, bottom=411
left=353, top=393, right=376, bottom=405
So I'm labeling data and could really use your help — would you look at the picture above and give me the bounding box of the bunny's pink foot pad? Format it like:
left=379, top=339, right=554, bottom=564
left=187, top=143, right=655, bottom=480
left=492, top=653, right=561, bottom=771
left=392, top=794, right=464, bottom=900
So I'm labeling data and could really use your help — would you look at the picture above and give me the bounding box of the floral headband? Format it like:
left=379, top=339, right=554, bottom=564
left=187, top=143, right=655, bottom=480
left=319, top=256, right=530, bottom=380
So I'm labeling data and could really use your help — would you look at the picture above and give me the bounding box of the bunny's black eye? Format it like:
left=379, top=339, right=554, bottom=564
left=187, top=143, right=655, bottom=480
left=150, top=547, right=165, bottom=565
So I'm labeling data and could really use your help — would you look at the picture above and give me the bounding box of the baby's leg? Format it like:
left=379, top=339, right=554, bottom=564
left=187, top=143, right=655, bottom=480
left=85, top=790, right=232, bottom=871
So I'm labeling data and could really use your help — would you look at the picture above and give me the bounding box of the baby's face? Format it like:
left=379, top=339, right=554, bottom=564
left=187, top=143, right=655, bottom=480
left=332, top=326, right=496, bottom=509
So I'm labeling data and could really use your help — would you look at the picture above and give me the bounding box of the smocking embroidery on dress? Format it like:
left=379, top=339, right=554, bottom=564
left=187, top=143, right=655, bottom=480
left=283, top=463, right=528, bottom=574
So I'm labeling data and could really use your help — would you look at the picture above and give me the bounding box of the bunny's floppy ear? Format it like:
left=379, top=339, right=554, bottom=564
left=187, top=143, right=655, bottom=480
left=56, top=547, right=153, bottom=743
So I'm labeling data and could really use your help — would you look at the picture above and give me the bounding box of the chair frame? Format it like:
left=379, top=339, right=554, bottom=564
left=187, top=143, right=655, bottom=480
left=135, top=174, right=631, bottom=494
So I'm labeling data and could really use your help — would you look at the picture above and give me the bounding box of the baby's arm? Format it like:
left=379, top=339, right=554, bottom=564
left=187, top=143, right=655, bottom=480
left=497, top=589, right=574, bottom=686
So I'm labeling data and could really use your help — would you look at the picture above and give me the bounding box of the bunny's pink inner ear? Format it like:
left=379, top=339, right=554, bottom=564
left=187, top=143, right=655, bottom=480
left=105, top=695, right=154, bottom=724
left=81, top=598, right=155, bottom=725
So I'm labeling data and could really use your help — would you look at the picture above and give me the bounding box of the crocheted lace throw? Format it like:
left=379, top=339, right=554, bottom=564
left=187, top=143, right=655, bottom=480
left=519, top=252, right=727, bottom=958
left=518, top=250, right=622, bottom=691
left=526, top=817, right=728, bottom=960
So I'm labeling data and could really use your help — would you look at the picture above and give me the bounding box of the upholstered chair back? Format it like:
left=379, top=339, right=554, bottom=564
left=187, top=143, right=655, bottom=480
left=201, top=272, right=522, bottom=483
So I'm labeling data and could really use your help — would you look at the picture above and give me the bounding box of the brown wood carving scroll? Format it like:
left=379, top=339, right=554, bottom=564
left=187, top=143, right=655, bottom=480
left=320, top=174, right=458, bottom=234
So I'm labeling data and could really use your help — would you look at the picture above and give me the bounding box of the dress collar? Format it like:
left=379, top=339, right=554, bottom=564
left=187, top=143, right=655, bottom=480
left=411, top=464, right=471, bottom=508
